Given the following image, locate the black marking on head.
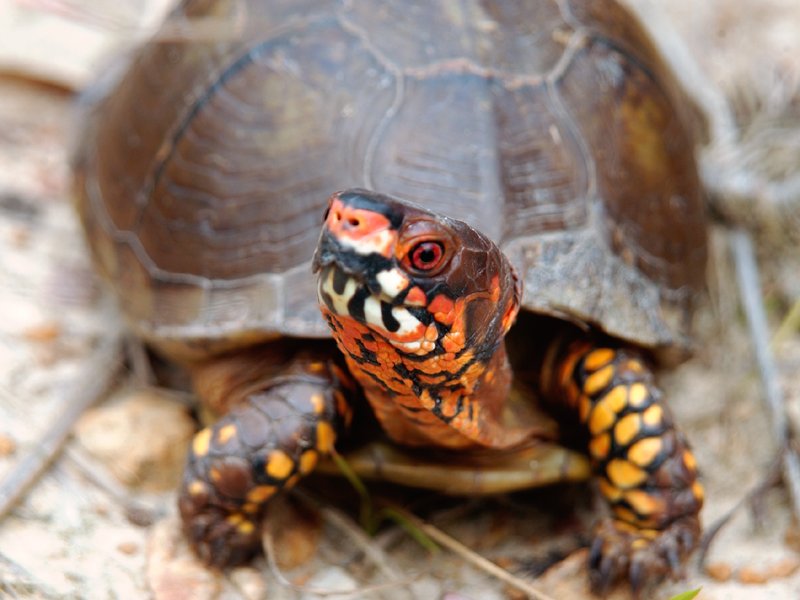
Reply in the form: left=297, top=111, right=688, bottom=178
left=337, top=189, right=403, bottom=229
left=347, top=285, right=371, bottom=322
left=332, top=267, right=350, bottom=296
left=380, top=301, right=400, bottom=333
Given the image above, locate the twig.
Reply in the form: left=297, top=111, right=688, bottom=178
left=262, top=526, right=412, bottom=598
left=291, top=488, right=407, bottom=584
left=731, top=230, right=800, bottom=520
left=388, top=506, right=557, bottom=600
left=0, top=334, right=123, bottom=520
left=697, top=450, right=784, bottom=566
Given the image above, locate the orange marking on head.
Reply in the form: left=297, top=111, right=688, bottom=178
left=428, top=294, right=456, bottom=325
left=405, top=286, right=427, bottom=307
left=324, top=198, right=395, bottom=257
left=500, top=298, right=519, bottom=335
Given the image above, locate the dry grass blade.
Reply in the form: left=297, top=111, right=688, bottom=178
left=387, top=506, right=557, bottom=600
left=262, top=525, right=413, bottom=598
left=772, top=297, right=800, bottom=348
left=291, top=488, right=407, bottom=584
left=0, top=334, right=123, bottom=520
left=731, top=230, right=800, bottom=520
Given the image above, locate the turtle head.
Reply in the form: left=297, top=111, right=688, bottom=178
left=313, top=189, right=520, bottom=357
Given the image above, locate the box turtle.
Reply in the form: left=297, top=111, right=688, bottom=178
left=73, top=0, right=708, bottom=593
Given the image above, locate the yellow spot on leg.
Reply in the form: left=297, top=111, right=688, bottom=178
left=598, top=478, right=623, bottom=502
left=584, top=365, right=614, bottom=395
left=188, top=480, right=207, bottom=496
left=192, top=428, right=212, bottom=457
left=683, top=449, right=697, bottom=471
left=589, top=433, right=610, bottom=460
left=237, top=520, right=255, bottom=535
left=588, top=402, right=615, bottom=435
left=692, top=481, right=705, bottom=504
left=266, top=450, right=295, bottom=480
left=584, top=348, right=615, bottom=371
left=607, top=459, right=648, bottom=489
left=601, top=385, right=629, bottom=413
left=217, top=424, right=237, bottom=445
left=578, top=395, right=592, bottom=422
left=310, top=393, right=325, bottom=415
left=246, top=485, right=276, bottom=504
left=627, top=437, right=663, bottom=467
left=614, top=413, right=642, bottom=446
left=226, top=513, right=244, bottom=526
left=629, top=383, right=649, bottom=407
left=316, top=421, right=336, bottom=453
left=625, top=489, right=664, bottom=517
left=298, top=449, right=319, bottom=475
left=642, top=404, right=663, bottom=427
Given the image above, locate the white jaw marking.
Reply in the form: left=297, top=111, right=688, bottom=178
left=321, top=268, right=358, bottom=316
left=376, top=268, right=409, bottom=299
left=364, top=296, right=384, bottom=328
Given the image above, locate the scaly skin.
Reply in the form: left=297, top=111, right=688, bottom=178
left=543, top=339, right=703, bottom=594
left=178, top=357, right=353, bottom=567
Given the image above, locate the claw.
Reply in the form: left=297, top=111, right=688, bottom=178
left=588, top=534, right=605, bottom=570
left=629, top=557, right=645, bottom=594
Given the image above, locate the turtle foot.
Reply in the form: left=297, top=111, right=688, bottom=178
left=588, top=515, right=700, bottom=597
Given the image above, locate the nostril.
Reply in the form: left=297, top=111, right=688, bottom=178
left=347, top=217, right=360, bottom=228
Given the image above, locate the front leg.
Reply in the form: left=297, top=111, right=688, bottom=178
left=178, top=357, right=354, bottom=568
left=543, top=338, right=703, bottom=594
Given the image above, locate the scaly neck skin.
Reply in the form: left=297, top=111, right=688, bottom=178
left=314, top=190, right=534, bottom=450
left=321, top=301, right=514, bottom=449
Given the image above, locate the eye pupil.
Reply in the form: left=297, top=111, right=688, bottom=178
left=410, top=241, right=444, bottom=271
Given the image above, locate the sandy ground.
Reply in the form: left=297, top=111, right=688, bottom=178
left=0, top=1, right=799, bottom=599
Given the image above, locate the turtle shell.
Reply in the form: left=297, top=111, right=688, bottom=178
left=74, top=0, right=707, bottom=361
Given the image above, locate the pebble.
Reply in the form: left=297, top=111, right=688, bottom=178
left=0, top=433, right=16, bottom=457
left=146, top=518, right=221, bottom=600
left=705, top=561, right=733, bottom=582
left=300, top=566, right=357, bottom=598
left=75, top=388, right=195, bottom=491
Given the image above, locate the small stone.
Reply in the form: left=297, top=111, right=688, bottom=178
left=22, top=320, right=61, bottom=342
left=228, top=567, right=268, bottom=600
left=75, top=388, right=195, bottom=491
left=705, top=561, right=733, bottom=582
left=767, top=557, right=800, bottom=579
left=300, top=567, right=357, bottom=598
left=117, top=541, right=139, bottom=555
left=0, top=433, right=16, bottom=457
left=266, top=498, right=322, bottom=570
left=146, top=517, right=221, bottom=600
left=737, top=566, right=769, bottom=584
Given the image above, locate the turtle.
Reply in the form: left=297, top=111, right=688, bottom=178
left=73, top=0, right=708, bottom=593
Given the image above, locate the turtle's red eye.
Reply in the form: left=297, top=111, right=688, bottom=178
left=409, top=241, right=445, bottom=272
